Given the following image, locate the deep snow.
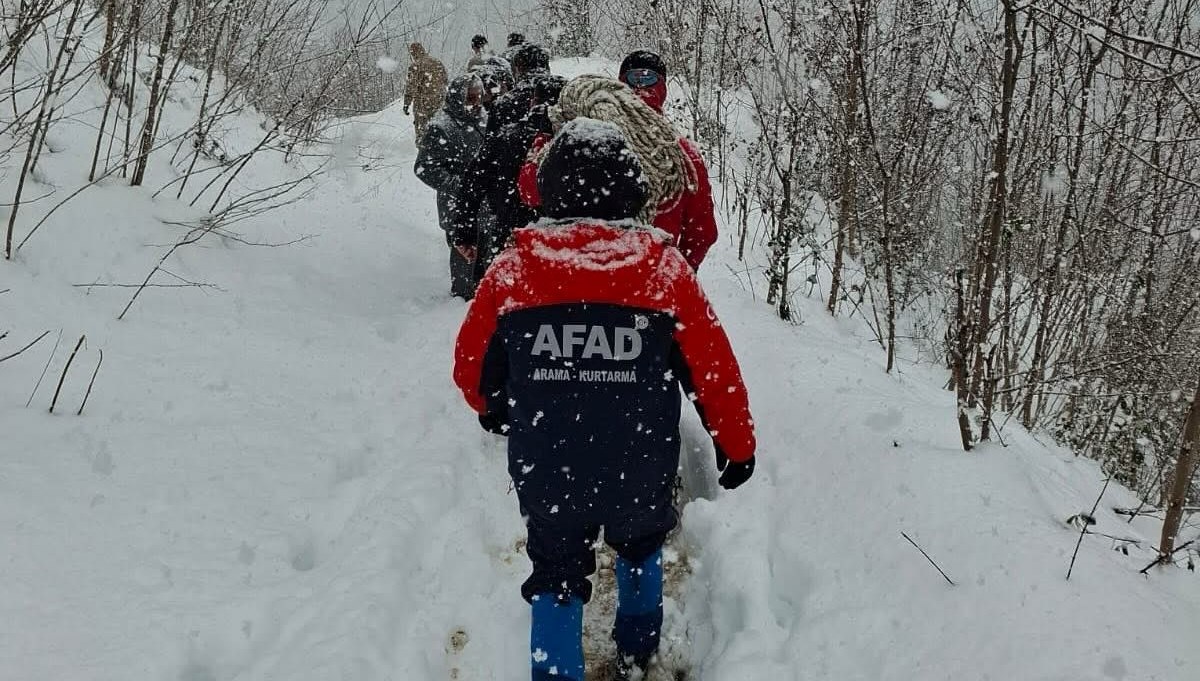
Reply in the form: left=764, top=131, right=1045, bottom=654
left=2, top=49, right=1199, bottom=681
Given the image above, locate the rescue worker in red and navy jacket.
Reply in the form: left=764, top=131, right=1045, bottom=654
left=453, top=117, right=756, bottom=681
left=513, top=51, right=715, bottom=268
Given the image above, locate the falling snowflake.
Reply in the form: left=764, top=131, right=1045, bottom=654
left=1085, top=25, right=1107, bottom=53
left=376, top=56, right=399, bottom=73
left=926, top=90, right=952, bottom=110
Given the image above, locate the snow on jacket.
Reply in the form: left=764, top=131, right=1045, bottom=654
left=518, top=132, right=718, bottom=270
left=452, top=220, right=756, bottom=520
left=485, top=68, right=548, bottom=135
left=414, top=74, right=485, bottom=233
left=447, top=110, right=543, bottom=262
left=403, top=44, right=448, bottom=116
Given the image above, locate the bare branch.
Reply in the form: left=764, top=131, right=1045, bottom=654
left=49, top=334, right=85, bottom=414
left=901, top=531, right=956, bottom=586
left=0, top=329, right=53, bottom=364
left=26, top=329, right=62, bottom=408
left=76, top=348, right=102, bottom=416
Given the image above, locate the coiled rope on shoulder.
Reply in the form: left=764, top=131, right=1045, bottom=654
left=541, top=75, right=697, bottom=221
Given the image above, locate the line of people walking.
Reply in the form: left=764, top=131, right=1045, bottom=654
left=407, top=37, right=757, bottom=681
left=410, top=42, right=719, bottom=299
left=403, top=34, right=527, bottom=144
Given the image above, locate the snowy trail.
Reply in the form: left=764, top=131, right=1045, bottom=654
left=5, top=57, right=1200, bottom=681
left=170, top=150, right=537, bottom=681
left=2, top=115, right=533, bottom=679
left=177, top=134, right=703, bottom=680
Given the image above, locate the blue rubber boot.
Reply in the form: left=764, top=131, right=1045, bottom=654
left=530, top=593, right=584, bottom=681
left=613, top=549, right=664, bottom=668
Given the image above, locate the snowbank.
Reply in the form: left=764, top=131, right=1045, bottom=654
left=679, top=270, right=1200, bottom=679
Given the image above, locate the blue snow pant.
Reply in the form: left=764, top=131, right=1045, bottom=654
left=523, top=508, right=671, bottom=681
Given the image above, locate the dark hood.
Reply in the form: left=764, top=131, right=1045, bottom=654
left=444, top=74, right=481, bottom=123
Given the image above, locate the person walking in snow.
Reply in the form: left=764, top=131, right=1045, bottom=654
left=469, top=55, right=514, bottom=112
left=449, top=74, right=567, bottom=293
left=415, top=74, right=486, bottom=299
left=467, top=34, right=490, bottom=71
left=502, top=32, right=526, bottom=62
left=403, top=42, right=449, bottom=142
left=486, top=43, right=552, bottom=134
left=518, top=56, right=719, bottom=270
left=453, top=118, right=757, bottom=680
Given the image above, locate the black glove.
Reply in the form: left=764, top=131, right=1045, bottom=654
left=718, top=454, right=755, bottom=490
left=478, top=413, right=508, bottom=436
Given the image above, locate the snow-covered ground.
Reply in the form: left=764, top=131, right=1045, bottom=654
left=3, top=50, right=1199, bottom=681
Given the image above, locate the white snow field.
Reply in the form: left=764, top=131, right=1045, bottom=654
left=3, top=49, right=1199, bottom=681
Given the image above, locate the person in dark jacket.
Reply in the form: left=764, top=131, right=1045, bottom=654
left=453, top=118, right=757, bottom=681
left=486, top=43, right=550, bottom=134
left=450, top=74, right=566, bottom=291
left=501, top=32, right=526, bottom=62
left=470, top=55, right=514, bottom=111
left=415, top=74, right=486, bottom=299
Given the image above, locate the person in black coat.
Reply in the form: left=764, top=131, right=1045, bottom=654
left=450, top=75, right=567, bottom=288
left=453, top=118, right=757, bottom=681
left=414, top=73, right=486, bottom=299
left=470, top=55, right=514, bottom=110
left=486, top=43, right=551, bottom=134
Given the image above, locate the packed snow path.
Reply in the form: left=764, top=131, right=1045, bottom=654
left=4, top=60, right=1200, bottom=681
left=4, top=122, right=533, bottom=678
left=1, top=108, right=702, bottom=680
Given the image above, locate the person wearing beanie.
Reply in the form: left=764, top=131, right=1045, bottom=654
left=414, top=74, right=486, bottom=299
left=453, top=119, right=757, bottom=681
left=619, top=49, right=668, bottom=112
left=449, top=74, right=567, bottom=293
left=517, top=71, right=719, bottom=270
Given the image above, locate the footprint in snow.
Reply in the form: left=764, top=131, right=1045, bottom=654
left=446, top=627, right=469, bottom=680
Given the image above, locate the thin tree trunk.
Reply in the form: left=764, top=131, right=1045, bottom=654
left=766, top=172, right=794, bottom=317
left=99, top=0, right=117, bottom=83
left=130, top=0, right=181, bottom=186
left=967, top=0, right=1022, bottom=404
left=828, top=53, right=858, bottom=316
left=1159, top=374, right=1200, bottom=559
left=882, top=191, right=896, bottom=373
left=952, top=268, right=973, bottom=450
left=121, top=0, right=144, bottom=178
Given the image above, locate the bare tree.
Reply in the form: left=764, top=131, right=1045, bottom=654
left=1158, top=374, right=1200, bottom=561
